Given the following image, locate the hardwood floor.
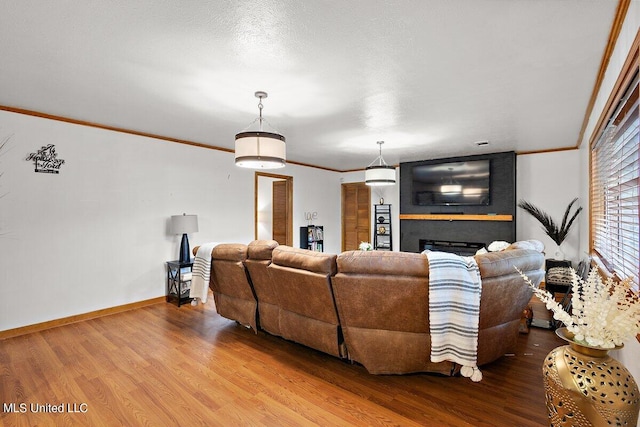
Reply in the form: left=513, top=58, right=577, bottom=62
left=0, top=295, right=562, bottom=426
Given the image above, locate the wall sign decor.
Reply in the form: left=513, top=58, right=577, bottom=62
left=26, top=144, right=65, bottom=173
left=304, top=211, right=318, bottom=225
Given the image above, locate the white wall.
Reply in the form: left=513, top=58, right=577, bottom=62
left=287, top=163, right=343, bottom=253
left=0, top=110, right=342, bottom=331
left=576, top=2, right=640, bottom=396
left=518, top=148, right=640, bottom=424
left=516, top=150, right=583, bottom=263
left=256, top=175, right=277, bottom=241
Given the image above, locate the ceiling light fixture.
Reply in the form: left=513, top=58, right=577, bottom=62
left=235, top=91, right=286, bottom=169
left=365, top=141, right=396, bottom=186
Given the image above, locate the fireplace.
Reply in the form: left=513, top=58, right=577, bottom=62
left=399, top=151, right=516, bottom=253
left=419, top=239, right=485, bottom=256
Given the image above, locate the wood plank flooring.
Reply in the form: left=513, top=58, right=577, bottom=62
left=0, top=295, right=563, bottom=426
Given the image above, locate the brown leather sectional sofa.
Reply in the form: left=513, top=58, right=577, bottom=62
left=197, top=240, right=545, bottom=376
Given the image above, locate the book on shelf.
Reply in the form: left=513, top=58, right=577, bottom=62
left=180, top=281, right=191, bottom=295
left=307, top=225, right=323, bottom=241
left=307, top=241, right=323, bottom=252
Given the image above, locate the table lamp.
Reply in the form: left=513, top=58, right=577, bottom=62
left=171, top=213, right=198, bottom=263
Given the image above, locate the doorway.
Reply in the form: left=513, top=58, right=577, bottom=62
left=341, top=182, right=371, bottom=251
left=255, top=172, right=293, bottom=245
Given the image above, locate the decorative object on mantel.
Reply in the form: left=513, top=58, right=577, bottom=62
left=235, top=91, right=286, bottom=169
left=25, top=144, right=65, bottom=174
left=171, top=214, right=198, bottom=263
left=517, top=197, right=582, bottom=260
left=519, top=268, right=640, bottom=425
left=365, top=141, right=396, bottom=186
left=359, top=241, right=372, bottom=251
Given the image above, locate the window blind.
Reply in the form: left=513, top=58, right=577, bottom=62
left=591, top=75, right=639, bottom=291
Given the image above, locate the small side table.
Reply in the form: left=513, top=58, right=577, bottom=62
left=545, top=259, right=573, bottom=296
left=545, top=259, right=573, bottom=329
left=166, top=259, right=194, bottom=307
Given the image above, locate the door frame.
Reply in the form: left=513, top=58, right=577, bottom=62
left=254, top=172, right=293, bottom=245
left=341, top=182, right=371, bottom=251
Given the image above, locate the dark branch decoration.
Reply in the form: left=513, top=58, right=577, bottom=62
left=517, top=198, right=582, bottom=246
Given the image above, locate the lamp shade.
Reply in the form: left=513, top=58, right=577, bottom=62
left=365, top=165, right=396, bottom=186
left=365, top=140, right=396, bottom=186
left=171, top=214, right=198, bottom=234
left=235, top=131, right=286, bottom=169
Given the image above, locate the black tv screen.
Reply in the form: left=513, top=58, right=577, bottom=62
left=412, top=160, right=491, bottom=206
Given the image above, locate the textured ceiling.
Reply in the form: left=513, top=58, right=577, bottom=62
left=0, top=1, right=619, bottom=171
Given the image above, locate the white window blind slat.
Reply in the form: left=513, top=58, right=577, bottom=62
left=591, top=75, right=639, bottom=291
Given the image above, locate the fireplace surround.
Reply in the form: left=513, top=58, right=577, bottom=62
left=400, top=151, right=516, bottom=252
left=419, top=239, right=485, bottom=256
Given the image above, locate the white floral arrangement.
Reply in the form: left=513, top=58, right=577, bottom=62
left=519, top=268, right=640, bottom=349
left=359, top=241, right=373, bottom=251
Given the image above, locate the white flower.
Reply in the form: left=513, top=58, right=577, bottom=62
left=359, top=241, right=373, bottom=251
left=517, top=267, right=640, bottom=349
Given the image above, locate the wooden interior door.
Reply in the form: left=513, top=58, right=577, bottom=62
left=272, top=180, right=290, bottom=245
left=341, top=183, right=371, bottom=251
left=255, top=172, right=293, bottom=246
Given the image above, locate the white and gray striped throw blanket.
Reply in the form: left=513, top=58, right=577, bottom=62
left=190, top=242, right=219, bottom=304
left=426, top=251, right=483, bottom=381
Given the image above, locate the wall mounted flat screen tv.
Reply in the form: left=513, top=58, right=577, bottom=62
left=412, top=159, right=491, bottom=206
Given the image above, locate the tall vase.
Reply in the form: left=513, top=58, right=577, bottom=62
left=543, top=328, right=640, bottom=426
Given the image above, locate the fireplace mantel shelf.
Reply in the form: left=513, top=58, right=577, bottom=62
left=399, top=214, right=513, bottom=222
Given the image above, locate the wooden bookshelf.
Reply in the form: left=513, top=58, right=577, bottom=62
left=399, top=214, right=513, bottom=222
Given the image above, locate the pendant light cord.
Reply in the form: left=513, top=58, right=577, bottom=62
left=257, top=96, right=264, bottom=131
left=368, top=141, right=388, bottom=167
left=238, top=92, right=282, bottom=134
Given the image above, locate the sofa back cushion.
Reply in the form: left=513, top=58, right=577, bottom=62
left=334, top=250, right=430, bottom=333
left=245, top=240, right=280, bottom=335
left=475, top=248, right=544, bottom=279
left=336, top=250, right=429, bottom=276
left=247, top=239, right=279, bottom=261
left=269, top=246, right=338, bottom=322
left=272, top=245, right=338, bottom=275
left=332, top=248, right=544, bottom=374
left=333, top=250, right=452, bottom=374
left=267, top=246, right=342, bottom=356
left=211, top=243, right=249, bottom=295
left=209, top=243, right=258, bottom=331
left=473, top=248, right=544, bottom=364
left=473, top=249, right=544, bottom=331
